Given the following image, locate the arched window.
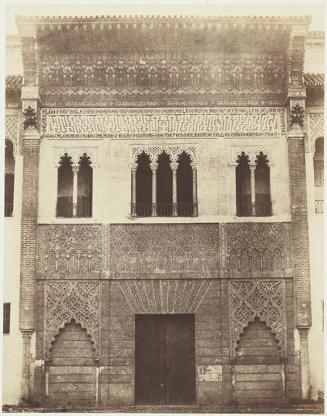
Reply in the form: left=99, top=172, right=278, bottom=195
left=156, top=151, right=173, bottom=216
left=57, top=154, right=73, bottom=217
left=77, top=154, right=93, bottom=218
left=135, top=152, right=152, bottom=217
left=5, top=140, right=15, bottom=217
left=255, top=152, right=272, bottom=216
left=177, top=151, right=193, bottom=217
left=236, top=152, right=251, bottom=216
left=314, top=137, right=324, bottom=187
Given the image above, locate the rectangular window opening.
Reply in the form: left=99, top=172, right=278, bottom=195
left=3, top=303, right=11, bottom=335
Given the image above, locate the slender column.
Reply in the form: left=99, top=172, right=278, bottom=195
left=191, top=164, right=198, bottom=216
left=21, top=329, right=33, bottom=401
left=150, top=162, right=157, bottom=216
left=45, top=362, right=49, bottom=398
left=55, top=165, right=59, bottom=217
left=95, top=363, right=100, bottom=407
left=131, top=165, right=137, bottom=217
left=250, top=164, right=256, bottom=216
left=298, top=327, right=310, bottom=399
left=172, top=163, right=178, bottom=216
left=72, top=166, right=79, bottom=217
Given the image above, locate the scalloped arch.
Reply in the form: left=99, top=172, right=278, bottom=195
left=235, top=316, right=283, bottom=354
left=131, top=145, right=197, bottom=165
left=48, top=318, right=96, bottom=360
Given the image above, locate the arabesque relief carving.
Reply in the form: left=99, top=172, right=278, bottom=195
left=44, top=281, right=101, bottom=359
left=229, top=280, right=286, bottom=356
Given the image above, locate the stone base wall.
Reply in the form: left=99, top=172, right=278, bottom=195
left=31, top=222, right=301, bottom=406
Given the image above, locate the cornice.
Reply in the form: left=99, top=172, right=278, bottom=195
left=16, top=14, right=311, bottom=35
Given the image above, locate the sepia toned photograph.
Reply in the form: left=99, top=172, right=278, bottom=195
left=2, top=1, right=325, bottom=413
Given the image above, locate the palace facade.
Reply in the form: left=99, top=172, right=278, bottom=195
left=4, top=15, right=324, bottom=407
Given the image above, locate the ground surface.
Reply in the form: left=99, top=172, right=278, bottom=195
left=2, top=401, right=324, bottom=414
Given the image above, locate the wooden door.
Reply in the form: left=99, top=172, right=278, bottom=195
left=135, top=314, right=195, bottom=405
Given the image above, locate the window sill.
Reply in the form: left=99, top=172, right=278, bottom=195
left=38, top=217, right=101, bottom=224
left=37, top=214, right=292, bottom=224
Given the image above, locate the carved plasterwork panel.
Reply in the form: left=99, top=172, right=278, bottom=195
left=37, top=225, right=103, bottom=278
left=110, top=224, right=219, bottom=277
left=229, top=280, right=286, bottom=356
left=226, top=223, right=292, bottom=272
left=39, top=51, right=287, bottom=91
left=230, top=146, right=274, bottom=165
left=5, top=113, right=21, bottom=155
left=41, top=107, right=286, bottom=140
left=118, top=279, right=213, bottom=314
left=308, top=112, right=324, bottom=152
left=41, top=89, right=287, bottom=108
left=131, top=144, right=197, bottom=164
left=53, top=147, right=98, bottom=166
left=44, top=281, right=101, bottom=359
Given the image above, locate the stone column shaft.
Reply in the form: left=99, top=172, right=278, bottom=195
left=72, top=166, right=79, bottom=217
left=151, top=163, right=157, bottom=216
left=192, top=165, right=198, bottom=216
left=299, top=327, right=310, bottom=399
left=172, top=164, right=178, bottom=216
left=131, top=167, right=137, bottom=217
left=21, top=329, right=33, bottom=401
left=250, top=164, right=256, bottom=216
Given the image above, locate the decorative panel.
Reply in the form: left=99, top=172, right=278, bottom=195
left=226, top=223, right=292, bottom=273
left=131, top=144, right=197, bottom=164
left=118, top=279, right=213, bottom=313
left=37, top=225, right=104, bottom=278
left=38, top=52, right=287, bottom=91
left=44, top=281, right=101, bottom=359
left=40, top=89, right=287, bottom=108
left=308, top=112, right=324, bottom=151
left=229, top=280, right=286, bottom=356
left=5, top=113, right=21, bottom=155
left=41, top=107, right=286, bottom=140
left=110, top=224, right=219, bottom=278
left=53, top=147, right=98, bottom=166
left=230, top=146, right=275, bottom=165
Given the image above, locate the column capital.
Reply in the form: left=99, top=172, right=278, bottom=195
left=20, top=329, right=34, bottom=341
left=297, top=326, right=310, bottom=337
left=150, top=162, right=158, bottom=172
left=72, top=165, right=80, bottom=173
left=171, top=162, right=178, bottom=171
left=131, top=163, right=137, bottom=172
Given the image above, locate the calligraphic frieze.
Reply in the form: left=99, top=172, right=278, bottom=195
left=41, top=107, right=286, bottom=140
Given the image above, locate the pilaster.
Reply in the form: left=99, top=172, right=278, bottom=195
left=286, top=20, right=312, bottom=400
left=19, top=80, right=41, bottom=402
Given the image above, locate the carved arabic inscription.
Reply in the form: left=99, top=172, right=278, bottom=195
left=41, top=107, right=285, bottom=139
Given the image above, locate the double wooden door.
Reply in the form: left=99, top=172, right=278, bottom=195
left=135, top=314, right=196, bottom=405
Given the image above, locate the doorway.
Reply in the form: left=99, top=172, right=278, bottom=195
left=135, top=314, right=196, bottom=405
